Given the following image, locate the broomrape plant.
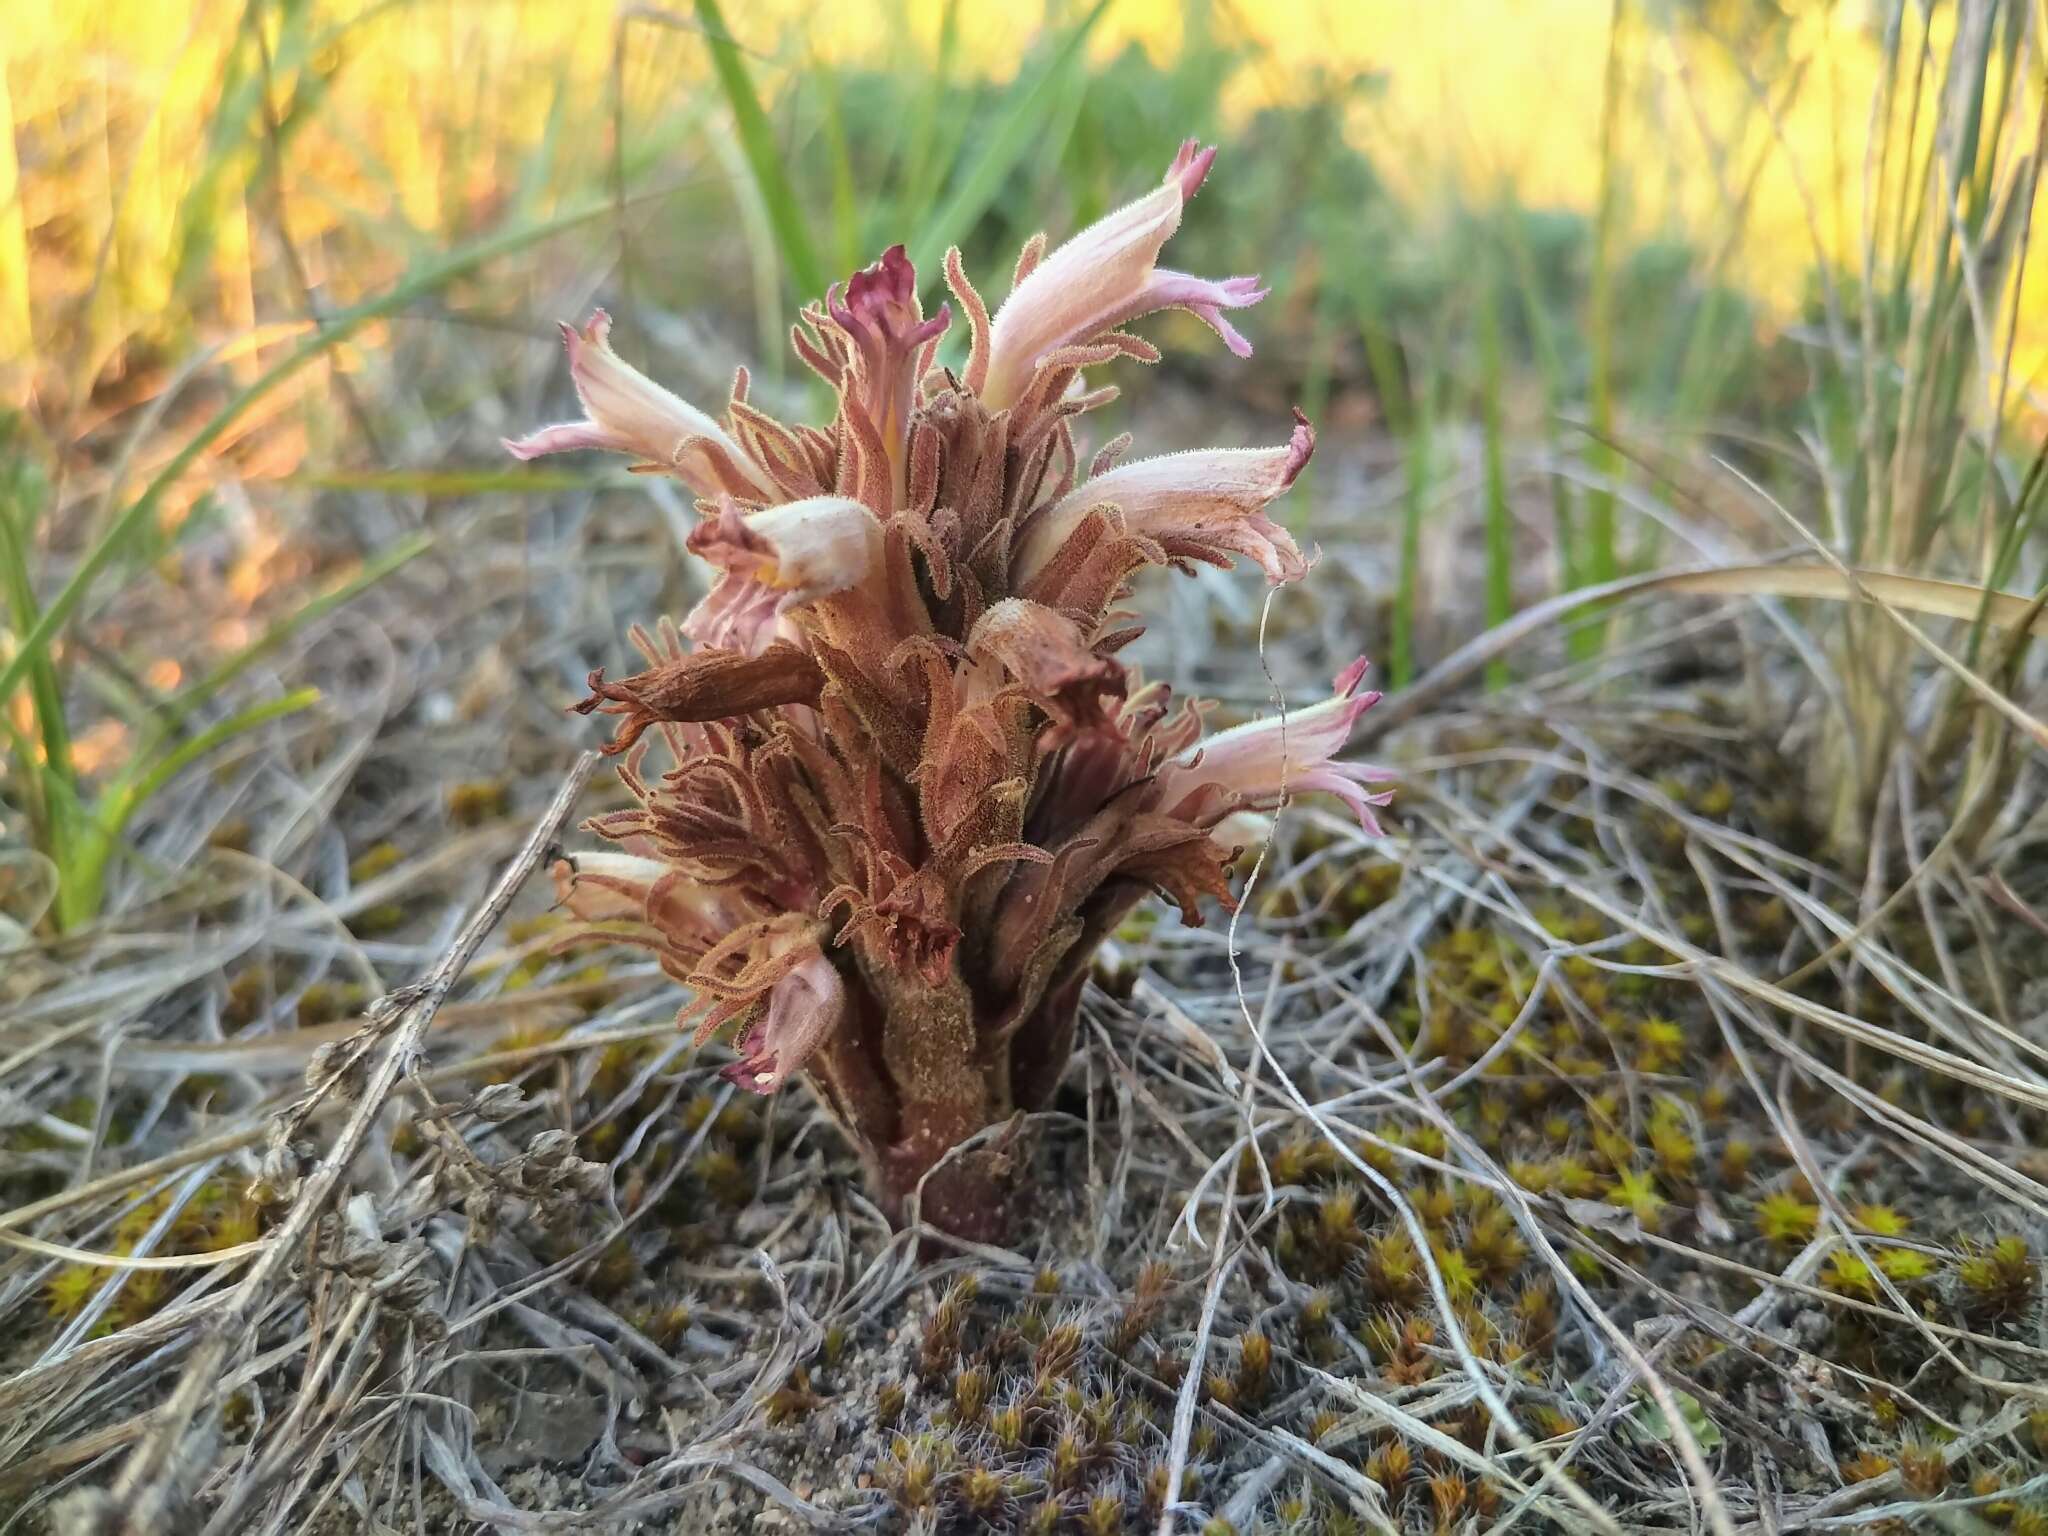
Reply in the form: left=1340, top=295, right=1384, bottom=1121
left=509, top=142, right=1390, bottom=1238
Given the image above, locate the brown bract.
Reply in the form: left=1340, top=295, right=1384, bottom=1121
left=574, top=642, right=826, bottom=753
left=512, top=140, right=1393, bottom=1240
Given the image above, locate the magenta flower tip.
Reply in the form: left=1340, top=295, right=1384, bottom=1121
left=878, top=242, right=915, bottom=285
left=1168, top=139, right=1218, bottom=200
left=1283, top=409, right=1316, bottom=486
left=1333, top=656, right=1373, bottom=697
left=837, top=244, right=921, bottom=328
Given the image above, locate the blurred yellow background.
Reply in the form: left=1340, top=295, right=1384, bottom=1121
left=5, top=0, right=2043, bottom=411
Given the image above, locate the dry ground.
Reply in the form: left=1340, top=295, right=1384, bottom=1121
left=3, top=342, right=2047, bottom=1535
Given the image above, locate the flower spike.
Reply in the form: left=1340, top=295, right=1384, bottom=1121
left=505, top=310, right=772, bottom=498
left=509, top=139, right=1389, bottom=1243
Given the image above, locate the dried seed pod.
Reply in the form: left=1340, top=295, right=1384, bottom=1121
left=466, top=1083, right=531, bottom=1122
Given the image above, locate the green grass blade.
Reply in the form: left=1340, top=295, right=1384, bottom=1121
left=1497, top=200, right=1580, bottom=595
left=907, top=0, right=1112, bottom=278
left=692, top=0, right=825, bottom=301
left=0, top=199, right=611, bottom=715
left=1392, top=381, right=1436, bottom=692
left=1346, top=228, right=1425, bottom=689
left=111, top=687, right=323, bottom=835
left=286, top=470, right=615, bottom=495
left=1347, top=273, right=1411, bottom=442
left=896, top=0, right=964, bottom=240
left=39, top=766, right=92, bottom=929
left=0, top=447, right=71, bottom=805
left=60, top=686, right=320, bottom=930
left=1584, top=0, right=1628, bottom=624
left=814, top=60, right=861, bottom=274
left=1480, top=270, right=1512, bottom=690
left=1292, top=277, right=1346, bottom=509
left=513, top=70, right=570, bottom=220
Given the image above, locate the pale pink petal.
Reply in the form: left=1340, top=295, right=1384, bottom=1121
left=1153, top=657, right=1391, bottom=834
left=551, top=854, right=748, bottom=946
left=682, top=569, right=791, bottom=656
left=682, top=496, right=883, bottom=653
left=504, top=422, right=628, bottom=460
left=982, top=152, right=1192, bottom=410
left=506, top=310, right=771, bottom=498
left=982, top=143, right=1263, bottom=410
left=1014, top=411, right=1315, bottom=587
left=550, top=851, right=670, bottom=924
left=722, top=947, right=846, bottom=1094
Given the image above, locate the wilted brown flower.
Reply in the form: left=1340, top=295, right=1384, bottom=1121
left=514, top=141, right=1390, bottom=1239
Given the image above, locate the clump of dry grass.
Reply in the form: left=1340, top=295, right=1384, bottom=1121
left=3, top=388, right=2046, bottom=1530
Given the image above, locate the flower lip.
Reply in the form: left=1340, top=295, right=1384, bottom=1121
left=1167, top=138, right=1217, bottom=199
left=1124, top=271, right=1268, bottom=358
left=828, top=244, right=952, bottom=351
left=502, top=309, right=771, bottom=497
left=722, top=945, right=846, bottom=1094
left=682, top=496, right=884, bottom=652
left=1152, top=656, right=1392, bottom=837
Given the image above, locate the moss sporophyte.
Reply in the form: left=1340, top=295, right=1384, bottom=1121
left=508, top=141, right=1391, bottom=1240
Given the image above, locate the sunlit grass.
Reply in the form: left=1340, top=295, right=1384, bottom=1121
left=9, top=1, right=2044, bottom=407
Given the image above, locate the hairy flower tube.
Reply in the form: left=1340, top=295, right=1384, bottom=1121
left=510, top=143, right=1391, bottom=1238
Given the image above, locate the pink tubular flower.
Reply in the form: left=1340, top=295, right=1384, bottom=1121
left=550, top=851, right=673, bottom=925
left=682, top=495, right=884, bottom=652
left=1152, top=658, right=1394, bottom=839
left=1013, top=410, right=1315, bottom=587
left=551, top=852, right=757, bottom=955
left=722, top=945, right=847, bottom=1094
left=980, top=140, right=1266, bottom=410
left=826, top=245, right=950, bottom=507
left=504, top=310, right=772, bottom=499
